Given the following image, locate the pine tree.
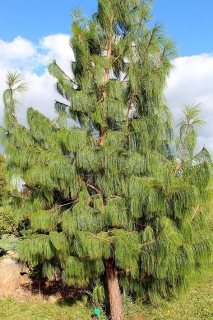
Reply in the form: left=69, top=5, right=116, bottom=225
left=0, top=153, right=10, bottom=202
left=0, top=153, right=14, bottom=236
left=1, top=1, right=213, bottom=319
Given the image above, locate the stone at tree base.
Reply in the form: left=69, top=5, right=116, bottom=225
left=0, top=258, right=28, bottom=298
left=6, top=250, right=19, bottom=259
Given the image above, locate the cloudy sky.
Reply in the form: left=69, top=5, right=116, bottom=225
left=0, top=0, right=213, bottom=153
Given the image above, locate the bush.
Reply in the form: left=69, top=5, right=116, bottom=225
left=0, top=234, right=20, bottom=256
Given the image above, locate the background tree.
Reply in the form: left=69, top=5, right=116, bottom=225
left=0, top=152, right=16, bottom=236
left=1, top=1, right=213, bottom=319
left=0, top=153, right=10, bottom=202
left=0, top=152, right=19, bottom=254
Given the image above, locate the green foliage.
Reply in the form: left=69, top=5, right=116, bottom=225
left=0, top=153, right=19, bottom=238
left=0, top=234, right=20, bottom=255
left=0, top=153, right=10, bottom=202
left=1, top=0, right=213, bottom=313
left=3, top=71, right=28, bottom=132
left=0, top=206, right=17, bottom=236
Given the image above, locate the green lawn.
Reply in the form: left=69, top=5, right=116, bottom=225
left=1, top=270, right=213, bottom=320
left=129, top=269, right=213, bottom=320
left=0, top=298, right=93, bottom=320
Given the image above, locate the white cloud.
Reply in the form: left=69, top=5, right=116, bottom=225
left=0, top=37, right=35, bottom=66
left=16, top=70, right=57, bottom=125
left=0, top=34, right=71, bottom=126
left=38, top=34, right=73, bottom=74
left=165, top=54, right=213, bottom=154
left=0, top=34, right=72, bottom=74
left=0, top=35, right=212, bottom=154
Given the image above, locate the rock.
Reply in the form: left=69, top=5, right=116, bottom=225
left=49, top=295, right=57, bottom=303
left=6, top=250, right=14, bottom=256
left=0, top=258, right=29, bottom=298
left=6, top=250, right=19, bottom=259
left=18, top=260, right=29, bottom=275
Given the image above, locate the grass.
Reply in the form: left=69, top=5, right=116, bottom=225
left=0, top=298, right=93, bottom=320
left=1, top=269, right=213, bottom=320
left=128, top=269, right=213, bottom=320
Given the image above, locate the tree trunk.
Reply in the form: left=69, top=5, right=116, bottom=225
left=105, top=258, right=124, bottom=320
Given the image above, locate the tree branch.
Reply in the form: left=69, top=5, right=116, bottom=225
left=84, top=182, right=102, bottom=194
left=175, top=122, right=190, bottom=174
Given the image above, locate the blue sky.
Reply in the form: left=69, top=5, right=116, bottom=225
left=1, top=0, right=213, bottom=56
left=0, top=0, right=213, bottom=153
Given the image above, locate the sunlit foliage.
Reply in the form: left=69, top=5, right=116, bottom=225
left=1, top=0, right=212, bottom=312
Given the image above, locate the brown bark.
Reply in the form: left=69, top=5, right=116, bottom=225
left=98, top=127, right=106, bottom=146
left=85, top=182, right=102, bottom=194
left=105, top=258, right=124, bottom=320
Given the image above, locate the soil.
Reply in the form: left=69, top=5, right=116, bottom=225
left=12, top=279, right=79, bottom=303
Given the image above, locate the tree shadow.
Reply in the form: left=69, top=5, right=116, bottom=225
left=21, top=278, right=80, bottom=302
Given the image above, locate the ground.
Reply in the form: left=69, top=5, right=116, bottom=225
left=12, top=278, right=79, bottom=303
